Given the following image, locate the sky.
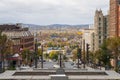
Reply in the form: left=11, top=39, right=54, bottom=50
left=0, top=0, right=109, bottom=25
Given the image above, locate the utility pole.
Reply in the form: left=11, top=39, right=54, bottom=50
left=35, top=38, right=38, bottom=68
left=60, top=52, right=62, bottom=68
left=77, top=47, right=81, bottom=68
left=86, top=43, right=90, bottom=65
left=0, top=47, right=2, bottom=73
left=41, top=45, right=43, bottom=68
left=83, top=39, right=86, bottom=69
left=77, top=49, right=79, bottom=69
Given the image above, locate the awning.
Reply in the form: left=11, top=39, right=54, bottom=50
left=6, top=53, right=22, bottom=60
left=12, top=53, right=19, bottom=57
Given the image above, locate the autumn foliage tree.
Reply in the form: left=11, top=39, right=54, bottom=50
left=72, top=49, right=77, bottom=61
left=22, top=49, right=32, bottom=65
left=106, top=37, right=120, bottom=71
left=49, top=51, right=58, bottom=60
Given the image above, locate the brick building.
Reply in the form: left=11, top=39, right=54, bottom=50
left=109, top=0, right=120, bottom=37
left=0, top=24, right=34, bottom=53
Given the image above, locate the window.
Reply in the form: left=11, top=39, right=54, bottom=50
left=99, top=36, right=101, bottom=39
left=99, top=27, right=101, bottom=30
left=99, top=40, right=101, bottom=44
left=13, top=39, right=20, bottom=45
left=99, top=23, right=101, bottom=27
left=99, top=31, right=101, bottom=34
left=99, top=18, right=101, bottom=21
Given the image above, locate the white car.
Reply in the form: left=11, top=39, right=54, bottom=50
left=53, top=64, right=60, bottom=68
left=73, top=64, right=77, bottom=68
left=20, top=66, right=30, bottom=70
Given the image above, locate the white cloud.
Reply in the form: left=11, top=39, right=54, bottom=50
left=0, top=0, right=109, bottom=25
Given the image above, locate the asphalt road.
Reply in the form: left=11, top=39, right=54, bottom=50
left=37, top=61, right=78, bottom=69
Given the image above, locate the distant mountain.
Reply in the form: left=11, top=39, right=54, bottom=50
left=47, top=24, right=71, bottom=27
left=22, top=24, right=43, bottom=28
left=22, top=24, right=91, bottom=30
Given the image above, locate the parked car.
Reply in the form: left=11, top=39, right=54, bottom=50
left=53, top=64, right=60, bottom=68
left=71, top=62, right=74, bottom=65
left=39, top=59, right=46, bottom=62
left=73, top=64, right=77, bottom=68
left=20, top=65, right=30, bottom=70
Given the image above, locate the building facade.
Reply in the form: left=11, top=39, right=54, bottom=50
left=79, top=28, right=94, bottom=51
left=109, top=0, right=120, bottom=37
left=91, top=32, right=95, bottom=52
left=0, top=24, right=34, bottom=53
left=94, top=10, right=109, bottom=51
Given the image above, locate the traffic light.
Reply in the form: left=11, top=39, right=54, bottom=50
left=87, top=43, right=90, bottom=50
left=77, top=48, right=81, bottom=59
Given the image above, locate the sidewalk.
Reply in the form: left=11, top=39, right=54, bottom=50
left=85, top=65, right=105, bottom=71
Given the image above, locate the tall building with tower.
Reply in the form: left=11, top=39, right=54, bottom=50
left=94, top=10, right=109, bottom=51
left=109, top=0, right=120, bottom=37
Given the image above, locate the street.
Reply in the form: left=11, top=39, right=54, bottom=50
left=37, top=61, right=78, bottom=69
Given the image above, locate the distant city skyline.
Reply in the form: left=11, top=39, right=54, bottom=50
left=0, top=0, right=109, bottom=25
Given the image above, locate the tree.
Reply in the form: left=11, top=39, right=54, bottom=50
left=47, top=42, right=55, bottom=47
left=49, top=51, right=58, bottom=60
left=72, top=49, right=77, bottom=61
left=89, top=51, right=96, bottom=63
left=38, top=48, right=42, bottom=56
left=91, top=40, right=111, bottom=69
left=106, top=37, right=120, bottom=71
left=0, top=33, right=7, bottom=56
left=44, top=53, right=49, bottom=59
left=100, top=41, right=111, bottom=67
left=94, top=50, right=102, bottom=64
left=0, top=31, right=8, bottom=71
left=5, top=39, right=13, bottom=54
left=63, top=55, right=67, bottom=61
left=4, top=39, right=14, bottom=69
left=89, top=49, right=105, bottom=69
left=22, top=49, right=31, bottom=65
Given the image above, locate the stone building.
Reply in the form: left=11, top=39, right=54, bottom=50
left=94, top=10, right=109, bottom=51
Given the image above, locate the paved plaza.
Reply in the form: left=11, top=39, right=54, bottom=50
left=0, top=68, right=120, bottom=80
left=0, top=61, right=120, bottom=80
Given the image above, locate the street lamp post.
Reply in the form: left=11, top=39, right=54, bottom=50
left=106, top=56, right=109, bottom=70
left=77, top=55, right=79, bottom=68
left=60, top=53, right=62, bottom=68
left=58, top=50, right=62, bottom=68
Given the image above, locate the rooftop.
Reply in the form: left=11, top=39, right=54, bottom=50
left=2, top=31, right=33, bottom=38
left=0, top=24, right=28, bottom=31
